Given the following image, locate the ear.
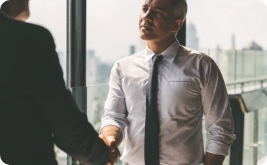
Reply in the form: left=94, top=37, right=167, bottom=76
left=172, top=19, right=184, bottom=33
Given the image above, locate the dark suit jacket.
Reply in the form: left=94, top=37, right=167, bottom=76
left=0, top=12, right=108, bottom=165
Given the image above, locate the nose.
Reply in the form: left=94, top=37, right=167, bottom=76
left=141, top=9, right=152, bottom=21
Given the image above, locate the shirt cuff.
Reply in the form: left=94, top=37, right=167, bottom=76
left=100, top=119, right=125, bottom=133
left=206, top=135, right=235, bottom=156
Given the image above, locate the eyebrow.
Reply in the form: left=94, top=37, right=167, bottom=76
left=142, top=4, right=166, bottom=12
left=154, top=6, right=166, bottom=11
left=142, top=4, right=148, bottom=8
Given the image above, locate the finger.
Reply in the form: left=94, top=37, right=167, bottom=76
left=109, top=149, right=119, bottom=159
left=107, top=161, right=114, bottom=165
left=106, top=136, right=116, bottom=145
left=109, top=149, right=120, bottom=163
left=99, top=134, right=109, bottom=146
left=110, top=143, right=117, bottom=152
left=107, top=160, right=114, bottom=165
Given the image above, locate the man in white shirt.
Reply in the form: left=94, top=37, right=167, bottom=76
left=100, top=0, right=235, bottom=165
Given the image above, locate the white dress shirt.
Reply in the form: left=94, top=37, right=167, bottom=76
left=101, top=40, right=235, bottom=165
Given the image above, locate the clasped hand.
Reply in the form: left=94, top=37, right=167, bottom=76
left=99, top=134, right=120, bottom=165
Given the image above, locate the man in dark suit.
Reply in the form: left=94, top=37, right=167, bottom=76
left=0, top=0, right=110, bottom=164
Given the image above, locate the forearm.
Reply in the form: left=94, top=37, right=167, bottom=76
left=204, top=152, right=225, bottom=165
left=100, top=125, right=123, bottom=146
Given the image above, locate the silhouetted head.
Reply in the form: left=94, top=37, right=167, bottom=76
left=1, top=0, right=30, bottom=21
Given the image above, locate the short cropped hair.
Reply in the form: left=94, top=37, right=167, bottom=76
left=172, top=0, right=187, bottom=21
left=1, top=0, right=29, bottom=18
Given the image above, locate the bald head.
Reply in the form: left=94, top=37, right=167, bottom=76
left=1, top=0, right=30, bottom=21
left=172, top=0, right=187, bottom=21
left=143, top=0, right=187, bottom=21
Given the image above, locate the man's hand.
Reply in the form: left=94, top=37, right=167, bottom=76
left=99, top=126, right=123, bottom=165
left=204, top=152, right=225, bottom=165
left=99, top=134, right=120, bottom=165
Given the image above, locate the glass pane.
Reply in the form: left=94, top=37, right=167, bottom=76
left=86, top=0, right=144, bottom=86
left=207, top=49, right=236, bottom=83
left=258, top=107, right=267, bottom=162
left=186, top=0, right=267, bottom=96
left=186, top=0, right=267, bottom=51
left=243, top=112, right=255, bottom=165
left=255, top=50, right=267, bottom=78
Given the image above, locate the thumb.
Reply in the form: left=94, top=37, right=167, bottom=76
left=106, top=136, right=117, bottom=152
left=99, top=134, right=109, bottom=146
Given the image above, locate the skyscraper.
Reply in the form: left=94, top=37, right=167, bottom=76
left=231, top=34, right=236, bottom=50
left=86, top=50, right=97, bottom=85
left=186, top=22, right=199, bottom=50
left=130, top=45, right=136, bottom=55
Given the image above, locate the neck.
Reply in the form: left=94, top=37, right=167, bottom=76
left=13, top=12, right=29, bottom=21
left=0, top=10, right=28, bottom=21
left=146, top=37, right=176, bottom=54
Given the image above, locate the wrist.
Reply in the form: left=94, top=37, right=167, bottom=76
left=101, top=126, right=123, bottom=146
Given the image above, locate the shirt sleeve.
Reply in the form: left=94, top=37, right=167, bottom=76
left=101, top=61, right=129, bottom=133
left=201, top=58, right=236, bottom=156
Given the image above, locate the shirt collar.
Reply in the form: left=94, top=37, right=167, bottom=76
left=144, top=39, right=180, bottom=63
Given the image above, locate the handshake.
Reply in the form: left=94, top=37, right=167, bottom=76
left=99, top=126, right=122, bottom=165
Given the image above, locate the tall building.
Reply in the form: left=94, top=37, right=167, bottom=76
left=240, top=41, right=265, bottom=79
left=243, top=41, right=263, bottom=51
left=186, top=22, right=199, bottom=49
left=86, top=50, right=97, bottom=85
left=130, top=45, right=136, bottom=55
left=86, top=50, right=112, bottom=129
left=231, top=34, right=236, bottom=50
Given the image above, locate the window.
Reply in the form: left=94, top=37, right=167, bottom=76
left=86, top=0, right=144, bottom=86
left=186, top=0, right=267, bottom=83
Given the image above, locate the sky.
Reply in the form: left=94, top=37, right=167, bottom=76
left=260, top=0, right=267, bottom=7
left=0, top=1, right=266, bottom=164
left=187, top=0, right=267, bottom=50
left=0, top=0, right=267, bottom=63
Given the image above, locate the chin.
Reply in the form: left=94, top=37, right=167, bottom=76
left=140, top=36, right=156, bottom=42
left=140, top=33, right=151, bottom=41
left=140, top=35, right=146, bottom=40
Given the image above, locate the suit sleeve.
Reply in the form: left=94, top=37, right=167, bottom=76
left=29, top=27, right=108, bottom=165
left=201, top=59, right=236, bottom=156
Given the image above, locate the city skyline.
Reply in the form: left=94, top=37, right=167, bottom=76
left=16, top=0, right=267, bottom=63
left=0, top=0, right=266, bottom=64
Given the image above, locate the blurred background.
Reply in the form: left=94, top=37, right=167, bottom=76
left=0, top=0, right=267, bottom=164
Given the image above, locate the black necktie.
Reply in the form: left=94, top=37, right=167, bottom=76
left=145, top=55, right=163, bottom=165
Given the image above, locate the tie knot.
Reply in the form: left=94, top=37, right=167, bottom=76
left=153, top=55, right=163, bottom=64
